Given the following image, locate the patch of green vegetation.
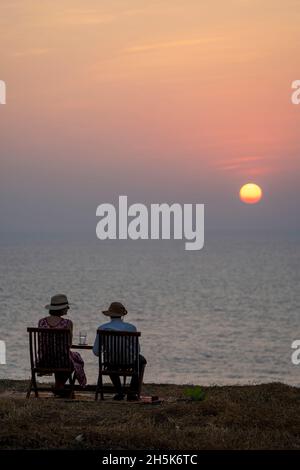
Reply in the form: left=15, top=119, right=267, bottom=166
left=184, top=385, right=205, bottom=401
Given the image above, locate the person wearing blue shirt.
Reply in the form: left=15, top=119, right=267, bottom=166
left=93, top=302, right=147, bottom=401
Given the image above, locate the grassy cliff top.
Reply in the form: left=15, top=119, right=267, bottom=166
left=1, top=380, right=300, bottom=450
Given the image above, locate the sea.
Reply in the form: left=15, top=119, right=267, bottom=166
left=0, top=231, right=299, bottom=386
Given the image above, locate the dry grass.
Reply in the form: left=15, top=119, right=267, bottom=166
left=1, top=381, right=300, bottom=449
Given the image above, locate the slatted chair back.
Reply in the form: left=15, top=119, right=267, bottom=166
left=95, top=330, right=142, bottom=400
left=27, top=327, right=71, bottom=371
left=98, top=330, right=140, bottom=371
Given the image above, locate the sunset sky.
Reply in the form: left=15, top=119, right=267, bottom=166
left=0, top=0, right=300, bottom=234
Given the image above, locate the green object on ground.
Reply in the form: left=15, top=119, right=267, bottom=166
left=184, top=385, right=205, bottom=401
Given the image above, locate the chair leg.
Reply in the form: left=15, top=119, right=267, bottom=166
left=26, top=379, right=32, bottom=399
left=95, top=377, right=99, bottom=401
left=31, top=373, right=39, bottom=398
left=69, top=373, right=76, bottom=399
left=100, top=373, right=104, bottom=400
left=95, top=373, right=104, bottom=401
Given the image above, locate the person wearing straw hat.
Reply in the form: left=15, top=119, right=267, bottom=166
left=93, top=302, right=147, bottom=401
left=38, top=294, right=87, bottom=395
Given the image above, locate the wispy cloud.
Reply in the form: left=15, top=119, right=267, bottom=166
left=217, top=156, right=267, bottom=172
left=12, top=48, right=51, bottom=58
left=126, top=38, right=221, bottom=53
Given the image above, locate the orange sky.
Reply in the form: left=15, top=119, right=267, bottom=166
left=0, top=0, right=300, bottom=232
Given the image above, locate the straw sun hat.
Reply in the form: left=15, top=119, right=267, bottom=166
left=45, top=294, right=70, bottom=311
left=102, top=302, right=128, bottom=318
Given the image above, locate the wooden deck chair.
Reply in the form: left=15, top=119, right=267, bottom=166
left=95, top=330, right=144, bottom=400
left=26, top=327, right=75, bottom=398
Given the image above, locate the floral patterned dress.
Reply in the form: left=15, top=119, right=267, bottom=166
left=38, top=317, right=87, bottom=387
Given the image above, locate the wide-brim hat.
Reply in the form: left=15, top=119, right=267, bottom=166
left=45, top=294, right=70, bottom=311
left=102, top=302, right=127, bottom=318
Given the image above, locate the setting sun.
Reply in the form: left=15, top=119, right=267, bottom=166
left=239, top=183, right=263, bottom=204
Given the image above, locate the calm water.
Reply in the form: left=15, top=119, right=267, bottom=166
left=0, top=233, right=300, bottom=385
